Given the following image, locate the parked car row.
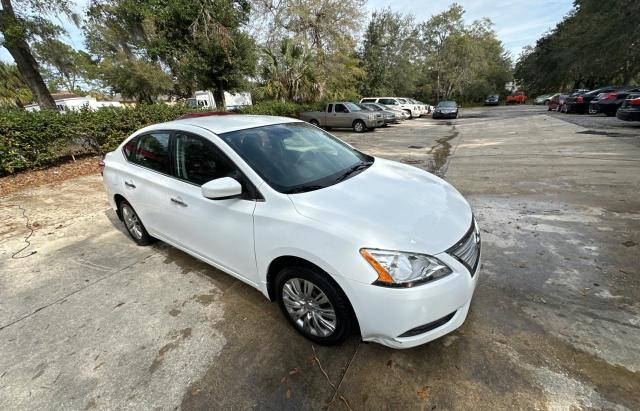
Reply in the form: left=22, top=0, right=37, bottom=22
left=359, top=97, right=432, bottom=119
left=544, top=86, right=640, bottom=121
left=298, top=97, right=438, bottom=132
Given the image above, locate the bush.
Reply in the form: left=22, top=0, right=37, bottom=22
left=0, top=101, right=324, bottom=175
left=236, top=100, right=325, bottom=117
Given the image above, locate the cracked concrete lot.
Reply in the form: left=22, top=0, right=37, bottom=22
left=1, top=105, right=639, bottom=410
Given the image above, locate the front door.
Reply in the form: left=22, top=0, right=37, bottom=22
left=167, top=131, right=259, bottom=285
left=333, top=103, right=351, bottom=128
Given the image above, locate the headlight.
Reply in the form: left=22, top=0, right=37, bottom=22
left=368, top=114, right=375, bottom=120
left=360, top=248, right=452, bottom=287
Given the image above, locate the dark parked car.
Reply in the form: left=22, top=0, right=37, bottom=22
left=616, top=93, right=640, bottom=121
left=432, top=101, right=458, bottom=119
left=589, top=87, right=640, bottom=116
left=564, top=87, right=623, bottom=114
left=484, top=95, right=500, bottom=106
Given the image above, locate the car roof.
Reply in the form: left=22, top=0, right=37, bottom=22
left=156, top=114, right=302, bottom=134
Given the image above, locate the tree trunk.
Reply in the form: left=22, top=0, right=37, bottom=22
left=214, top=79, right=225, bottom=110
left=0, top=0, right=57, bottom=109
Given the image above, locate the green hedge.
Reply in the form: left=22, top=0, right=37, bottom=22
left=0, top=100, right=321, bottom=175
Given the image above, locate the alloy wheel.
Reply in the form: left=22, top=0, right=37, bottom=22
left=122, top=205, right=143, bottom=240
left=282, top=278, right=337, bottom=337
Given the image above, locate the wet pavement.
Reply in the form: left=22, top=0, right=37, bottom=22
left=1, top=105, right=639, bottom=410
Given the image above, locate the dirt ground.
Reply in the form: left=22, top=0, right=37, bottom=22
left=1, top=105, right=639, bottom=410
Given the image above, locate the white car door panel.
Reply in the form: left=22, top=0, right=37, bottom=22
left=168, top=131, right=259, bottom=284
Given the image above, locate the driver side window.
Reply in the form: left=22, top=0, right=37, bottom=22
left=173, top=132, right=236, bottom=186
left=335, top=103, right=348, bottom=113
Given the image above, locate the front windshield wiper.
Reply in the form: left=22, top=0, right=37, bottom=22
left=286, top=184, right=328, bottom=194
left=335, top=161, right=373, bottom=183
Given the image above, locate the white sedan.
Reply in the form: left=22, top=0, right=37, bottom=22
left=101, top=114, right=480, bottom=348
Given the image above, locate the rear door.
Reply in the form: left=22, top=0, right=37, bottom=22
left=120, top=131, right=177, bottom=238
left=167, top=131, right=259, bottom=284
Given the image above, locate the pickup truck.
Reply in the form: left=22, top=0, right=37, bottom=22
left=506, top=92, right=527, bottom=104
left=300, top=102, right=384, bottom=132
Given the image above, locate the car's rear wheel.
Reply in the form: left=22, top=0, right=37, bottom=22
left=120, top=201, right=155, bottom=246
left=309, top=119, right=320, bottom=127
left=353, top=120, right=366, bottom=133
left=276, top=266, right=353, bottom=345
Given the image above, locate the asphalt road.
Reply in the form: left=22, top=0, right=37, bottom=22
left=1, top=105, right=639, bottom=410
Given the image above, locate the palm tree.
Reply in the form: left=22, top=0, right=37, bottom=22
left=257, top=39, right=321, bottom=101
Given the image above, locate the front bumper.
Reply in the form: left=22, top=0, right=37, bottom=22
left=433, top=111, right=458, bottom=119
left=344, top=251, right=480, bottom=349
left=365, top=118, right=384, bottom=128
left=617, top=108, right=640, bottom=121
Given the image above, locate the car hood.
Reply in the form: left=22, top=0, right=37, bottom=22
left=288, top=158, right=473, bottom=255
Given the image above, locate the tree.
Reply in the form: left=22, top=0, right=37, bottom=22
left=360, top=8, right=419, bottom=97
left=415, top=5, right=511, bottom=103
left=0, top=61, right=33, bottom=107
left=249, top=0, right=366, bottom=101
left=0, top=0, right=76, bottom=109
left=34, top=39, right=95, bottom=92
left=256, top=38, right=319, bottom=101
left=515, top=0, right=640, bottom=94
left=95, top=52, right=173, bottom=103
left=84, top=0, right=256, bottom=106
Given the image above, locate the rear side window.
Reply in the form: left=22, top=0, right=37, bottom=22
left=173, top=132, right=235, bottom=186
left=361, top=98, right=376, bottom=103
left=327, top=104, right=333, bottom=113
left=126, top=132, right=171, bottom=174
left=379, top=98, right=396, bottom=105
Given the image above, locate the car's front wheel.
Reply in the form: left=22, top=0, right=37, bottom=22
left=353, top=120, right=366, bottom=133
left=276, top=266, right=354, bottom=345
left=119, top=200, right=155, bottom=246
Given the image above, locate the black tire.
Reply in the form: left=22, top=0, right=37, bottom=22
left=403, top=109, right=413, bottom=119
left=353, top=120, right=367, bottom=133
left=275, top=266, right=354, bottom=345
left=119, top=200, right=155, bottom=246
left=309, top=119, right=320, bottom=127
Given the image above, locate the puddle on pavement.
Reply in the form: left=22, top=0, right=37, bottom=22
left=427, top=129, right=458, bottom=176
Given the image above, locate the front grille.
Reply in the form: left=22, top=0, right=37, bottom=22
left=447, top=219, right=481, bottom=276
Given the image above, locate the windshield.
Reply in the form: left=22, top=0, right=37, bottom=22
left=220, top=122, right=373, bottom=194
left=358, top=104, right=376, bottom=111
left=344, top=102, right=362, bottom=112
left=437, top=101, right=457, bottom=108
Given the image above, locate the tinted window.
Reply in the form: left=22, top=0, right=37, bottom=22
left=361, top=98, right=376, bottom=103
left=127, top=132, right=171, bottom=174
left=335, top=103, right=347, bottom=113
left=174, top=133, right=235, bottom=186
left=379, top=98, right=397, bottom=105
left=220, top=122, right=371, bottom=193
left=437, top=101, right=457, bottom=108
left=327, top=103, right=333, bottom=113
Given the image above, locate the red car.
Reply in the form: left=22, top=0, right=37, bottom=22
left=506, top=92, right=527, bottom=104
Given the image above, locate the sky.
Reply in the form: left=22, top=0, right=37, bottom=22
left=1, top=0, right=575, bottom=63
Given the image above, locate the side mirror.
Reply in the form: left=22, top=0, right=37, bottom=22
left=201, top=177, right=242, bottom=200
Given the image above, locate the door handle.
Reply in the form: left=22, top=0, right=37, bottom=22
left=124, top=180, right=136, bottom=189
left=170, top=197, right=188, bottom=207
